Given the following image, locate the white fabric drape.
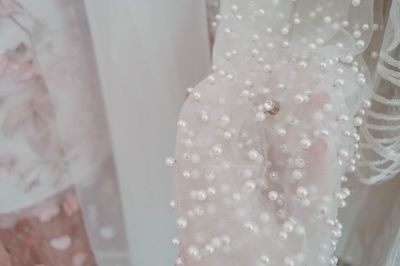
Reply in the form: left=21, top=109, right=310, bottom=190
left=84, top=1, right=210, bottom=265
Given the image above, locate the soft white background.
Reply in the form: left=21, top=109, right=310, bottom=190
left=84, top=1, right=211, bottom=265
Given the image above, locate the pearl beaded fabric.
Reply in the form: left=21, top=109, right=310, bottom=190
left=171, top=0, right=377, bottom=265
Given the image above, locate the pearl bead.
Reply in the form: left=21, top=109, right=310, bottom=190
left=292, top=169, right=303, bottom=180
left=201, top=113, right=209, bottom=122
left=269, top=171, right=279, bottom=181
left=356, top=40, right=365, bottom=48
left=176, top=257, right=184, bottom=265
left=362, top=24, right=370, bottom=31
left=281, top=27, right=289, bottom=35
left=353, top=132, right=360, bottom=141
left=339, top=149, right=349, bottom=158
left=283, top=222, right=294, bottom=232
left=252, top=34, right=260, bottom=42
left=244, top=221, right=259, bottom=233
left=284, top=258, right=295, bottom=266
left=323, top=16, right=332, bottom=24
left=282, top=41, right=290, bottom=48
left=260, top=255, right=270, bottom=264
left=256, top=112, right=266, bottom=121
left=177, top=120, right=186, bottom=128
left=300, top=137, right=312, bottom=149
left=172, top=238, right=180, bottom=245
left=193, top=91, right=201, bottom=101
left=353, top=30, right=362, bottom=38
left=223, top=131, right=232, bottom=140
left=296, top=186, right=308, bottom=198
left=248, top=149, right=260, bottom=160
left=264, top=65, right=272, bottom=73
left=177, top=217, right=188, bottom=229
left=353, top=116, right=363, bottom=126
left=224, top=27, right=232, bottom=34
left=182, top=171, right=191, bottom=179
left=211, top=144, right=223, bottom=156
left=220, top=115, right=230, bottom=126
left=358, top=76, right=366, bottom=85
left=294, top=94, right=304, bottom=104
left=277, top=128, right=287, bottom=137
left=347, top=164, right=356, bottom=173
left=165, top=157, right=176, bottom=166
left=245, top=180, right=257, bottom=191
left=362, top=99, right=372, bottom=108
left=268, top=191, right=278, bottom=201
left=197, top=190, right=207, bottom=201
left=188, top=246, right=200, bottom=259
left=338, top=115, right=349, bottom=122
left=371, top=51, right=378, bottom=59
left=230, top=4, right=238, bottom=12
left=186, top=87, right=193, bottom=94
left=279, top=231, right=288, bottom=240
left=264, top=100, right=274, bottom=111
left=330, top=256, right=339, bottom=265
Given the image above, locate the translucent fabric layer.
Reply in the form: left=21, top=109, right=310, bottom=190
left=337, top=1, right=400, bottom=265
left=356, top=0, right=400, bottom=184
left=172, top=0, right=375, bottom=265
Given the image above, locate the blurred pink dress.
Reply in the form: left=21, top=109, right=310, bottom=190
left=0, top=1, right=130, bottom=265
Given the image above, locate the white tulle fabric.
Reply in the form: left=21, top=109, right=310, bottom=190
left=337, top=1, right=400, bottom=265
left=356, top=0, right=400, bottom=184
left=173, top=0, right=377, bottom=265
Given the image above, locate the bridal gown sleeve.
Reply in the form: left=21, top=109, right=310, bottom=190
left=171, top=0, right=377, bottom=265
